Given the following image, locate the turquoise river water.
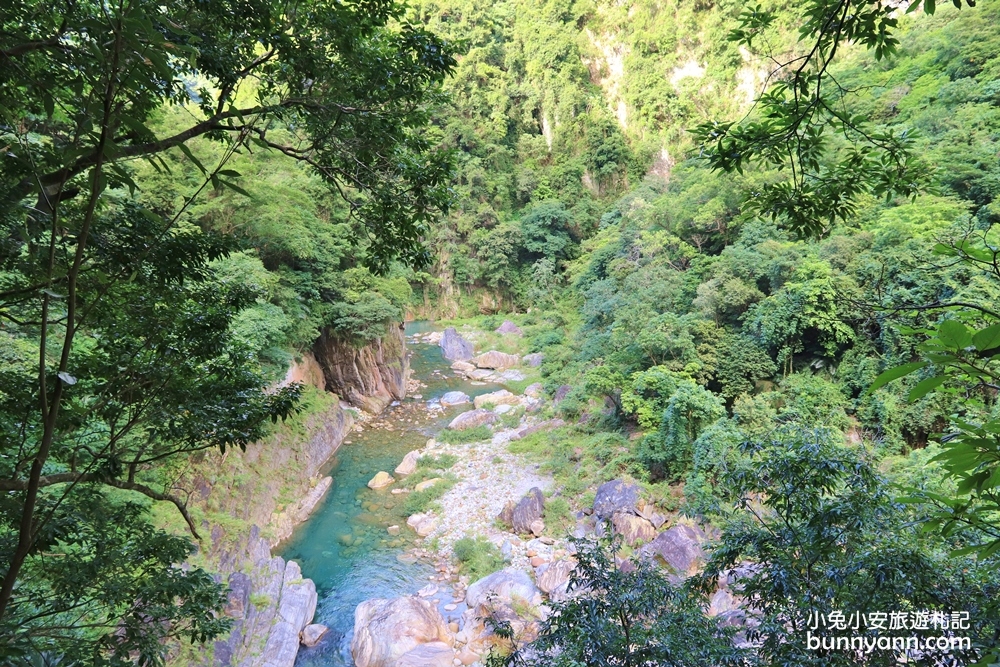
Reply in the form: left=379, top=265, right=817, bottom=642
left=282, top=322, right=500, bottom=667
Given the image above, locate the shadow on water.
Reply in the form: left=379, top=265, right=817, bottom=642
left=283, top=321, right=496, bottom=667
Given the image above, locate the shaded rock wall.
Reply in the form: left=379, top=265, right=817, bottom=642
left=313, top=323, right=408, bottom=414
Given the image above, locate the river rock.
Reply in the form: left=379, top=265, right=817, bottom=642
left=709, top=588, right=741, bottom=617
left=367, top=471, right=395, bottom=489
left=535, top=559, right=576, bottom=600
left=451, top=361, right=476, bottom=374
left=611, top=513, right=656, bottom=545
left=466, top=569, right=541, bottom=610
left=522, top=353, right=543, bottom=367
left=395, top=641, right=455, bottom=667
left=468, top=369, right=494, bottom=381
left=498, top=369, right=526, bottom=382
left=447, top=409, right=497, bottom=430
left=351, top=596, right=453, bottom=667
left=440, top=328, right=475, bottom=362
left=523, top=382, right=544, bottom=398
left=495, top=320, right=523, bottom=335
left=515, top=489, right=545, bottom=533
left=414, top=477, right=443, bottom=492
left=395, top=451, right=420, bottom=477
left=474, top=350, right=520, bottom=370
left=461, top=570, right=544, bottom=656
left=440, top=391, right=471, bottom=406
left=553, top=385, right=572, bottom=402
left=407, top=513, right=438, bottom=537
left=593, top=479, right=640, bottom=519
left=300, top=623, right=328, bottom=647
left=640, top=524, right=707, bottom=577
left=387, top=525, right=400, bottom=535
left=473, top=389, right=520, bottom=409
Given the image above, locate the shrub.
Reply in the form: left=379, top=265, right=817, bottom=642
left=437, top=425, right=493, bottom=444
left=402, top=475, right=457, bottom=514
left=417, top=453, right=458, bottom=470
left=453, top=536, right=505, bottom=581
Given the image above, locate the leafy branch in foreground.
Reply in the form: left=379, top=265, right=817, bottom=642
left=694, top=0, right=974, bottom=237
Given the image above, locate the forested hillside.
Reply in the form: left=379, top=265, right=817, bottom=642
left=5, top=0, right=1000, bottom=664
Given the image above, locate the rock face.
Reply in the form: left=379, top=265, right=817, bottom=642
left=447, top=409, right=498, bottom=430
left=209, top=533, right=319, bottom=667
left=473, top=389, right=520, bottom=409
left=474, top=350, right=521, bottom=370
left=351, top=596, right=453, bottom=667
left=440, top=391, right=470, bottom=406
left=641, top=524, right=707, bottom=577
left=495, top=320, right=523, bottom=335
left=593, top=479, right=641, bottom=519
left=313, top=323, right=408, bottom=414
left=440, top=327, right=475, bottom=361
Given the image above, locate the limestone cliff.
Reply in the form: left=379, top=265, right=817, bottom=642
left=312, top=322, right=408, bottom=413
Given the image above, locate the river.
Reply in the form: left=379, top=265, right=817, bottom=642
left=281, top=321, right=497, bottom=667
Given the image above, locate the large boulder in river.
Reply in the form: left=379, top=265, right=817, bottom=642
left=447, top=409, right=497, bottom=431
left=440, top=327, right=474, bottom=362
left=440, top=391, right=470, bottom=406
left=300, top=623, right=328, bottom=647
left=351, top=596, right=453, bottom=667
left=367, top=471, right=394, bottom=489
left=394, top=451, right=420, bottom=477
left=473, top=389, right=520, bottom=409
left=474, top=350, right=521, bottom=370
left=641, top=524, right=707, bottom=577
left=495, top=320, right=523, bottom=336
left=593, top=479, right=640, bottom=519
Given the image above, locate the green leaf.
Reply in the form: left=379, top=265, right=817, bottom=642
left=907, top=375, right=946, bottom=402
left=937, top=319, right=972, bottom=349
left=219, top=179, right=253, bottom=198
left=867, top=361, right=926, bottom=393
left=972, top=324, right=1000, bottom=352
left=176, top=142, right=207, bottom=174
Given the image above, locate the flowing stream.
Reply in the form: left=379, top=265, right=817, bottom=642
left=282, top=321, right=497, bottom=667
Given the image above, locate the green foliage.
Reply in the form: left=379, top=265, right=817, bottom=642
left=494, top=537, right=744, bottom=667
left=437, top=425, right=494, bottom=444
left=453, top=536, right=505, bottom=581
left=638, top=379, right=725, bottom=482
left=697, top=427, right=1000, bottom=665
left=402, top=476, right=458, bottom=515
left=417, top=453, right=459, bottom=470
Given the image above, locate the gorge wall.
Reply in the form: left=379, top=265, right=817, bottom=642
left=313, top=323, right=409, bottom=413
left=170, top=324, right=409, bottom=667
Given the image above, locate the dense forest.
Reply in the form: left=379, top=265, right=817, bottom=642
left=4, top=0, right=1000, bottom=665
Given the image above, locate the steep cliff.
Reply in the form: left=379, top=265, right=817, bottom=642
left=313, top=322, right=409, bottom=413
